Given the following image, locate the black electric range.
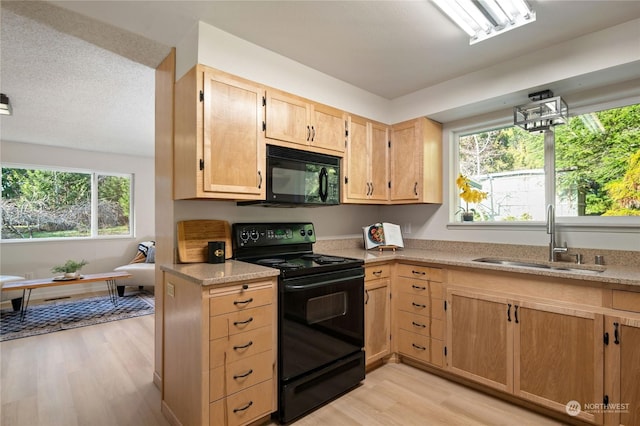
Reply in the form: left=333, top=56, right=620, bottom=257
left=232, top=222, right=365, bottom=424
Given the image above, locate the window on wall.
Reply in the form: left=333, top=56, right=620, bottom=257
left=456, top=103, right=640, bottom=222
left=1, top=166, right=133, bottom=240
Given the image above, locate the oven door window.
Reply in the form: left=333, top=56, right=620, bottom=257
left=306, top=291, right=347, bottom=324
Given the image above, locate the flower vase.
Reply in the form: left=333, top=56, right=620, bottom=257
left=462, top=212, right=474, bottom=222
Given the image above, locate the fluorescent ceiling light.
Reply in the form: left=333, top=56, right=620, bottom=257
left=433, top=0, right=536, bottom=45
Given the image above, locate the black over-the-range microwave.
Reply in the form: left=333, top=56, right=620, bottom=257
left=239, top=144, right=341, bottom=207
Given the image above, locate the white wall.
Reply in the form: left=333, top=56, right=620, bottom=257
left=0, top=141, right=155, bottom=301
left=174, top=201, right=382, bottom=242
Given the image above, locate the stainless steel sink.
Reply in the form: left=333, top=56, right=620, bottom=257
left=472, top=257, right=605, bottom=275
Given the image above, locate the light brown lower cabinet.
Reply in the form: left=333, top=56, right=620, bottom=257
left=162, top=272, right=277, bottom=426
left=604, top=314, right=640, bottom=426
left=364, top=264, right=391, bottom=366
left=446, top=288, right=604, bottom=425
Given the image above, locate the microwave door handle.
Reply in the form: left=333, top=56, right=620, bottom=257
left=319, top=167, right=328, bottom=202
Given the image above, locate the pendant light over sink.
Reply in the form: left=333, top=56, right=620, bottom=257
left=514, top=90, right=568, bottom=133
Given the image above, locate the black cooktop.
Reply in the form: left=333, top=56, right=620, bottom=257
left=232, top=223, right=363, bottom=278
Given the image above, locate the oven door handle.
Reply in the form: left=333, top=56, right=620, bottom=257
left=284, top=275, right=364, bottom=292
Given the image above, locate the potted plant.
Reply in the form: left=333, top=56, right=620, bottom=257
left=456, top=174, right=487, bottom=221
left=52, top=259, right=88, bottom=278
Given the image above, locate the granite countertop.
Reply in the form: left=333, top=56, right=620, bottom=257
left=161, top=260, right=280, bottom=286
left=321, top=248, right=640, bottom=289
left=161, top=248, right=639, bottom=290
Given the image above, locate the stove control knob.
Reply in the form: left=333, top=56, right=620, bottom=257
left=250, top=229, right=259, bottom=241
left=240, top=230, right=249, bottom=242
left=307, top=229, right=313, bottom=237
left=299, top=229, right=306, bottom=237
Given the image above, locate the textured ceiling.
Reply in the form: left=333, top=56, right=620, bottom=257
left=1, top=1, right=640, bottom=157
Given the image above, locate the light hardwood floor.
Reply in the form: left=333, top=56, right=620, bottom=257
left=1, top=314, right=563, bottom=426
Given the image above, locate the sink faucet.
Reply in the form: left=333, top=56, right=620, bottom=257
left=546, top=204, right=567, bottom=261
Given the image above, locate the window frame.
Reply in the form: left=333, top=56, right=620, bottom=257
left=448, top=98, right=640, bottom=232
left=1, top=163, right=135, bottom=242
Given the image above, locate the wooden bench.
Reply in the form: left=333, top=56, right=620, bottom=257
left=2, top=271, right=132, bottom=320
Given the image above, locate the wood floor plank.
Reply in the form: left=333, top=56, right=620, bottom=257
left=3, top=310, right=563, bottom=426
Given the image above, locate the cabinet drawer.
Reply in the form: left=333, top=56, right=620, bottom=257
left=397, top=329, right=430, bottom=363
left=209, top=379, right=273, bottom=426
left=210, top=326, right=273, bottom=368
left=210, top=287, right=273, bottom=316
left=612, top=290, right=640, bottom=313
left=397, top=292, right=430, bottom=317
left=210, top=305, right=273, bottom=340
left=210, top=350, right=274, bottom=402
left=397, top=310, right=430, bottom=336
left=396, top=278, right=443, bottom=300
left=397, top=329, right=443, bottom=367
left=396, top=263, right=442, bottom=282
left=365, top=264, right=391, bottom=281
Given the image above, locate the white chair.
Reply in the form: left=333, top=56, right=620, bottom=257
left=113, top=263, right=156, bottom=296
left=113, top=240, right=156, bottom=296
left=1, top=275, right=26, bottom=311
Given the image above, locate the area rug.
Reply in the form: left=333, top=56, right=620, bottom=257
left=0, top=292, right=154, bottom=342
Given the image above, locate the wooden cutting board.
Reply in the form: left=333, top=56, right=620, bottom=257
left=177, top=220, right=232, bottom=263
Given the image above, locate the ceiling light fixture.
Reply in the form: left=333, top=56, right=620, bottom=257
left=433, top=0, right=536, bottom=45
left=0, top=93, right=12, bottom=116
left=514, top=90, right=568, bottom=133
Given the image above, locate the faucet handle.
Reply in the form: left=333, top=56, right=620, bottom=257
left=568, top=253, right=583, bottom=264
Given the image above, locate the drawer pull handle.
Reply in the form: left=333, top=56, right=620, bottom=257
left=233, top=369, right=254, bottom=379
left=412, top=302, right=427, bottom=308
left=373, top=270, right=383, bottom=276
left=412, top=343, right=426, bottom=351
left=233, top=401, right=253, bottom=413
left=412, top=285, right=426, bottom=290
left=233, top=317, right=254, bottom=326
left=233, top=341, right=253, bottom=350
left=614, top=322, right=620, bottom=344
left=412, top=321, right=426, bottom=328
left=233, top=297, right=254, bottom=306
left=412, top=270, right=426, bottom=276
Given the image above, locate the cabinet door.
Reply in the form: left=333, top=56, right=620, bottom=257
left=514, top=302, right=603, bottom=424
left=369, top=122, right=389, bottom=201
left=344, top=116, right=370, bottom=202
left=203, top=71, right=265, bottom=198
left=389, top=120, right=420, bottom=202
left=365, top=278, right=391, bottom=366
left=605, top=316, right=640, bottom=426
left=447, top=290, right=513, bottom=393
left=264, top=90, right=309, bottom=145
left=311, top=103, right=345, bottom=153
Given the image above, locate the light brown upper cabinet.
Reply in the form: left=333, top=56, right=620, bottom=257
left=264, top=89, right=346, bottom=155
left=174, top=66, right=266, bottom=200
left=390, top=117, right=442, bottom=204
left=343, top=115, right=389, bottom=203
